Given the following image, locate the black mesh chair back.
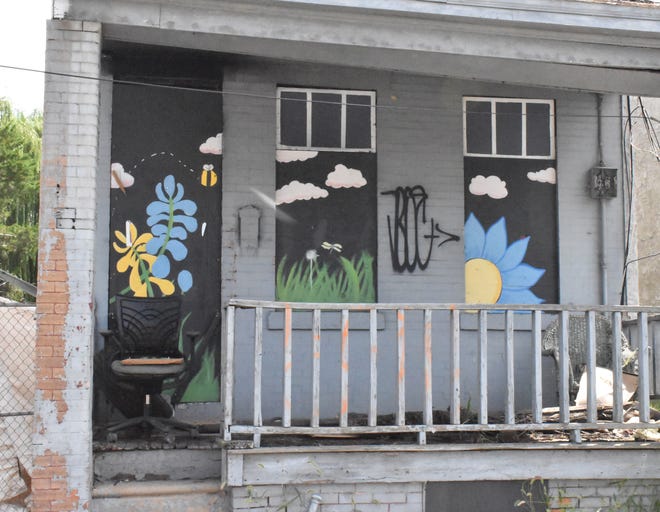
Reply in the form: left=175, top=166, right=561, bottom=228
left=115, top=295, right=182, bottom=358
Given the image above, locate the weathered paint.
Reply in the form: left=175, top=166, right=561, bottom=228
left=34, top=19, right=102, bottom=512
left=61, top=0, right=660, bottom=95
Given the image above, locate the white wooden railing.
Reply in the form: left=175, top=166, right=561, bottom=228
left=223, top=300, right=659, bottom=446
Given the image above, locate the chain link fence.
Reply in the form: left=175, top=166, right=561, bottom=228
left=0, top=303, right=35, bottom=510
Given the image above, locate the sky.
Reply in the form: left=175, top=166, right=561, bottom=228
left=0, top=0, right=52, bottom=114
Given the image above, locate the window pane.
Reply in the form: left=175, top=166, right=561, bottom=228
left=465, top=101, right=492, bottom=154
left=346, top=94, right=372, bottom=149
left=280, top=91, right=307, bottom=147
left=496, top=102, right=522, bottom=155
left=311, top=93, right=342, bottom=148
left=526, top=102, right=552, bottom=156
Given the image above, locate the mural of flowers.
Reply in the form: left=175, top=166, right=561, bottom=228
left=145, top=175, right=198, bottom=293
left=112, top=175, right=198, bottom=296
left=112, top=221, right=175, bottom=297
left=464, top=213, right=545, bottom=304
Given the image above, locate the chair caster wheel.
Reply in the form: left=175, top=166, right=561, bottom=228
left=107, top=432, right=118, bottom=443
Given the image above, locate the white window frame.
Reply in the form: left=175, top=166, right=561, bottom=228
left=277, top=87, right=376, bottom=152
left=463, top=97, right=555, bottom=159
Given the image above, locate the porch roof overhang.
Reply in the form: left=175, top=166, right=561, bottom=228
left=60, top=0, right=660, bottom=95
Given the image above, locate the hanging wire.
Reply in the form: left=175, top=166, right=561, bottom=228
left=0, top=63, right=653, bottom=120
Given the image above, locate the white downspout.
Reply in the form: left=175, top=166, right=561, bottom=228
left=596, top=93, right=608, bottom=305
left=307, top=494, right=323, bottom=512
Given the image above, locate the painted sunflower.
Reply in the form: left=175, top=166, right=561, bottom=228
left=464, top=213, right=545, bottom=304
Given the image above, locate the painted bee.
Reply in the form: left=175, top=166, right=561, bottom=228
left=201, top=164, right=218, bottom=187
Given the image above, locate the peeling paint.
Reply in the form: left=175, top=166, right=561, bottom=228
left=37, top=229, right=70, bottom=424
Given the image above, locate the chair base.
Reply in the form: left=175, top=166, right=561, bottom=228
left=106, top=394, right=199, bottom=442
left=106, top=415, right=199, bottom=442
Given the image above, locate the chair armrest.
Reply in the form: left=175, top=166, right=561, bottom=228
left=98, top=330, right=124, bottom=358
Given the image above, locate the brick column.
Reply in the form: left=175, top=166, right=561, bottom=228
left=33, top=19, right=102, bottom=512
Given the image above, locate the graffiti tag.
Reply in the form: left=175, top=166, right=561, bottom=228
left=382, top=185, right=460, bottom=272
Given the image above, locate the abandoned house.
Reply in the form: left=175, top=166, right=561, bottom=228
left=32, top=0, right=660, bottom=511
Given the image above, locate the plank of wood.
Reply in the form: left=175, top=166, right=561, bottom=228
left=120, top=357, right=183, bottom=365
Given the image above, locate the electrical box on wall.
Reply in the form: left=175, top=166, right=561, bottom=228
left=589, top=166, right=618, bottom=199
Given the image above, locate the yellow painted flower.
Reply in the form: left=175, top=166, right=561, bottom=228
left=113, top=222, right=175, bottom=297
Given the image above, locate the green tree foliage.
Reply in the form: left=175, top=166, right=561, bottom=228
left=0, top=98, right=41, bottom=299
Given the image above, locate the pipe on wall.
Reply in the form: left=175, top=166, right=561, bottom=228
left=596, top=93, right=608, bottom=305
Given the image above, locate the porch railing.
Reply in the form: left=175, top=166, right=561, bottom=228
left=223, top=300, right=659, bottom=447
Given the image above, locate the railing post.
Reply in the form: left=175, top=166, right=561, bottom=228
left=450, top=308, right=461, bottom=425
left=586, top=310, right=597, bottom=423
left=611, top=311, right=624, bottom=423
left=532, top=310, right=543, bottom=424
left=283, top=306, right=292, bottom=428
left=340, top=309, right=350, bottom=427
left=369, top=308, right=378, bottom=427
left=638, top=312, right=650, bottom=423
left=423, top=309, right=433, bottom=427
left=505, top=310, right=515, bottom=425
left=253, top=307, right=264, bottom=441
left=223, top=305, right=235, bottom=441
left=396, top=309, right=406, bottom=426
left=478, top=309, right=488, bottom=425
left=311, top=308, right=321, bottom=428
left=559, top=310, right=570, bottom=424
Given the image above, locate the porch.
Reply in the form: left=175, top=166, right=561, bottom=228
left=90, top=300, right=660, bottom=511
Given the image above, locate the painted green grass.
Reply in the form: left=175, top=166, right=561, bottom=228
left=180, top=350, right=219, bottom=402
left=276, top=251, right=375, bottom=303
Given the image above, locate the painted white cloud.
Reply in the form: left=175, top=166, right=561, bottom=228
left=199, top=133, right=223, bottom=155
left=276, top=150, right=319, bottom=163
left=275, top=181, right=329, bottom=205
left=110, top=163, right=134, bottom=189
left=527, top=167, right=556, bottom=185
left=325, top=164, right=367, bottom=189
left=469, top=175, right=508, bottom=199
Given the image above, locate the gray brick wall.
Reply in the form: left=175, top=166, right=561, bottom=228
left=230, top=482, right=423, bottom=512
left=34, top=18, right=102, bottom=512
left=549, top=479, right=660, bottom=512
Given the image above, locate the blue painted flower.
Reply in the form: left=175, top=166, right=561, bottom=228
left=145, top=175, right=198, bottom=288
left=464, top=213, right=545, bottom=304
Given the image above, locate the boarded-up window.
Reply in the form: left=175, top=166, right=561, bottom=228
left=463, top=97, right=558, bottom=305
left=276, top=87, right=377, bottom=302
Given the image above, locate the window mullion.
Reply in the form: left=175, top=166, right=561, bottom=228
left=522, top=101, right=528, bottom=157
left=306, top=91, right=312, bottom=148
left=276, top=89, right=282, bottom=146
left=371, top=93, right=376, bottom=152
left=491, top=100, right=497, bottom=156
left=340, top=93, right=347, bottom=149
left=550, top=102, right=556, bottom=159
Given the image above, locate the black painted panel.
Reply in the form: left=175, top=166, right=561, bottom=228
left=464, top=156, right=558, bottom=304
left=275, top=151, right=377, bottom=302
left=108, top=76, right=223, bottom=402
